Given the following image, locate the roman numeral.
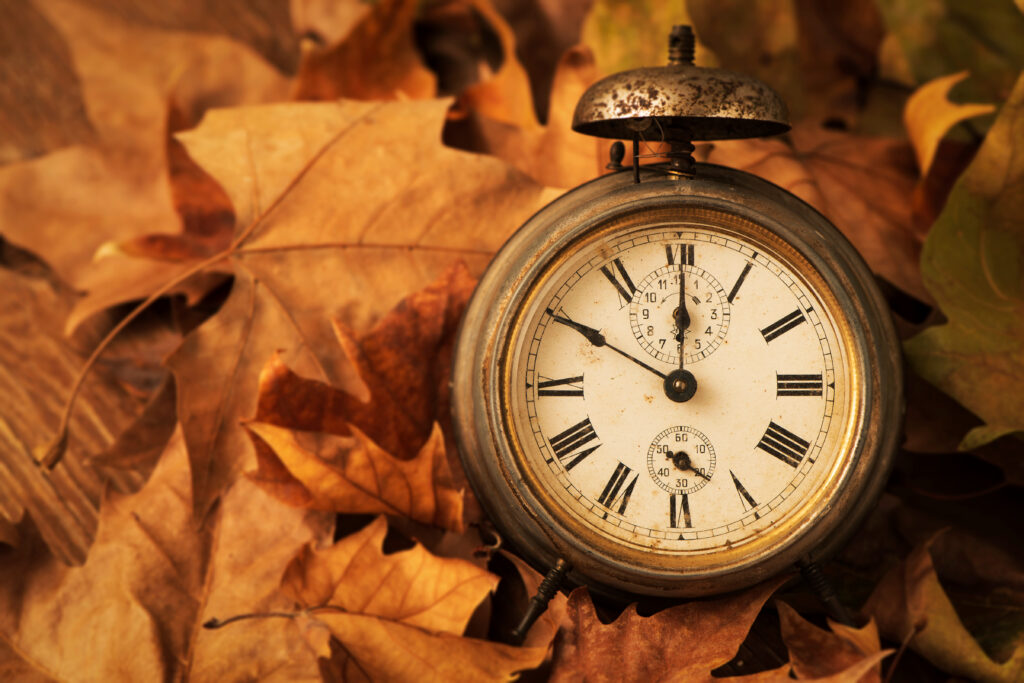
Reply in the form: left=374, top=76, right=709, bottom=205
left=776, top=373, right=823, bottom=397
left=666, top=244, right=694, bottom=266
left=727, top=259, right=754, bottom=303
left=730, top=470, right=758, bottom=513
left=548, top=418, right=600, bottom=470
left=596, top=462, right=638, bottom=515
left=669, top=493, right=692, bottom=528
left=756, top=421, right=810, bottom=467
left=760, top=309, right=806, bottom=342
left=600, top=258, right=637, bottom=304
left=537, top=375, right=584, bottom=397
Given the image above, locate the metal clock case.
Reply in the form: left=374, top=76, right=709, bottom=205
left=450, top=26, right=902, bottom=602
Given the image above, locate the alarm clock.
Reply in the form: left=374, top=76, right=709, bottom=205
left=451, top=26, right=901, bottom=605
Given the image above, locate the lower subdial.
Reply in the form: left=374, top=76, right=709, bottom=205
left=629, top=265, right=730, bottom=364
left=647, top=426, right=716, bottom=494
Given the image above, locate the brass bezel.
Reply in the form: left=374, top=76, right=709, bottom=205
left=498, top=205, right=863, bottom=574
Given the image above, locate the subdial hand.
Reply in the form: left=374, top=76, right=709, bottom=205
left=666, top=450, right=710, bottom=480
left=675, top=263, right=691, bottom=346
left=549, top=311, right=667, bottom=381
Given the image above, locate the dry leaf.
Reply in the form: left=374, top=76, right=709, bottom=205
left=449, top=44, right=606, bottom=188
left=904, top=74, right=1024, bottom=450
left=862, top=534, right=1024, bottom=682
left=549, top=577, right=788, bottom=682
left=0, top=426, right=331, bottom=681
left=0, top=0, right=289, bottom=286
left=247, top=420, right=464, bottom=530
left=280, top=516, right=548, bottom=681
left=904, top=71, right=995, bottom=174
left=65, top=106, right=236, bottom=334
left=292, top=0, right=436, bottom=101
left=246, top=263, right=476, bottom=527
left=777, top=601, right=885, bottom=682
left=456, top=0, right=539, bottom=130
left=159, top=99, right=551, bottom=518
left=706, top=124, right=926, bottom=300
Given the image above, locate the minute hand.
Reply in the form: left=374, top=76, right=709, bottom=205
left=550, top=312, right=667, bottom=380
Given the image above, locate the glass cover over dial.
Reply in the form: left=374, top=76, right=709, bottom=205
left=503, top=207, right=855, bottom=555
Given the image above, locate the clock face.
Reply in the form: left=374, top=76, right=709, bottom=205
left=502, top=207, right=856, bottom=557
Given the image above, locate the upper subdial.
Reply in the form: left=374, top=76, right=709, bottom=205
left=629, top=265, right=730, bottom=364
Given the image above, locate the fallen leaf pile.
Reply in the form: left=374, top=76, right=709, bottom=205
left=1, top=0, right=1023, bottom=681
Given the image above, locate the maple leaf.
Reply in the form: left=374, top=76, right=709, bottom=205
left=904, top=73, right=1024, bottom=450
left=862, top=534, right=1024, bottom=682
left=705, top=124, right=926, bottom=301
left=278, top=516, right=548, bottom=682
left=130, top=98, right=553, bottom=519
left=0, top=0, right=290, bottom=287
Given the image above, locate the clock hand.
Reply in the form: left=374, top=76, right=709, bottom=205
left=667, top=450, right=711, bottom=480
left=549, top=311, right=668, bottom=380
left=675, top=261, right=691, bottom=362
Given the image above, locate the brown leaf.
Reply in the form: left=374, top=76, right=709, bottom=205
left=777, top=601, right=885, bottom=682
left=706, top=125, right=926, bottom=301
left=247, top=420, right=464, bottom=530
left=162, top=99, right=550, bottom=518
left=0, top=426, right=332, bottom=680
left=862, top=534, right=1024, bottom=682
left=449, top=44, right=606, bottom=188
left=292, top=0, right=436, bottom=101
left=549, top=576, right=788, bottom=682
left=280, top=516, right=548, bottom=681
left=0, top=0, right=290, bottom=287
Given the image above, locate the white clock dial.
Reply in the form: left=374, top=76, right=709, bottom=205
left=507, top=222, right=852, bottom=554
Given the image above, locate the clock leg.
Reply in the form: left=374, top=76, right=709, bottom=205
left=508, top=558, right=571, bottom=646
left=797, top=559, right=854, bottom=626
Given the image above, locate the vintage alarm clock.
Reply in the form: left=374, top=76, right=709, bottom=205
left=451, top=26, right=901, bottom=621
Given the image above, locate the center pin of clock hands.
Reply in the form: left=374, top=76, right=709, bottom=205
left=664, top=263, right=698, bottom=403
left=666, top=449, right=710, bottom=480
left=548, top=311, right=668, bottom=380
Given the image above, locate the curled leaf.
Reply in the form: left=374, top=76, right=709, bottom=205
left=904, top=71, right=995, bottom=175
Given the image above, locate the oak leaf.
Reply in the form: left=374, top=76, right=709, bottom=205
left=549, top=578, right=789, bottom=682
left=706, top=124, right=926, bottom=300
left=862, top=534, right=1024, bottom=682
left=280, top=516, right=549, bottom=681
left=904, top=74, right=1024, bottom=450
left=147, top=99, right=552, bottom=518
left=777, top=601, right=887, bottom=682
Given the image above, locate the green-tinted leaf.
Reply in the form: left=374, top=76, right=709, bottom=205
left=905, top=74, right=1024, bottom=449
left=874, top=0, right=1024, bottom=104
